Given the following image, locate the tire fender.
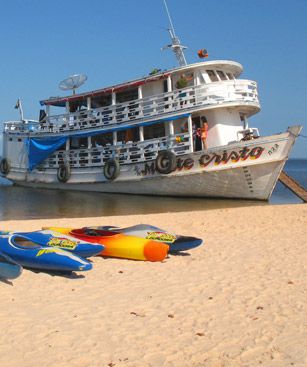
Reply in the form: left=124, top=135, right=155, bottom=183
left=57, top=164, right=71, bottom=183
left=104, top=159, right=120, bottom=180
left=0, top=158, right=10, bottom=175
left=155, top=150, right=177, bottom=174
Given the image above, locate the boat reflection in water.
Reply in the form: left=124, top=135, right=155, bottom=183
left=0, top=180, right=266, bottom=221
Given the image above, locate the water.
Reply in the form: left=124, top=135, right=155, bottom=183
left=0, top=159, right=306, bottom=220
left=269, top=159, right=307, bottom=204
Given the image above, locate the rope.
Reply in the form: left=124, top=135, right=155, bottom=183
left=299, top=134, right=307, bottom=138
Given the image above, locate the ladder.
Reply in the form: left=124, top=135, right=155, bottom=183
left=279, top=170, right=307, bottom=202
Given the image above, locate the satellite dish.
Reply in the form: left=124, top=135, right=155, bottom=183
left=59, top=74, right=88, bottom=95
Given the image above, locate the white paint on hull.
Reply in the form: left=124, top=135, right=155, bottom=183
left=13, top=160, right=285, bottom=200
left=3, top=126, right=301, bottom=200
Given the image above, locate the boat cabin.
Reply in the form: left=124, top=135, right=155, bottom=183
left=3, top=60, right=260, bottom=171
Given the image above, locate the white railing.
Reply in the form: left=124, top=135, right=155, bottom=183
left=4, top=80, right=259, bottom=134
left=4, top=120, right=39, bottom=133
left=40, top=133, right=191, bottom=169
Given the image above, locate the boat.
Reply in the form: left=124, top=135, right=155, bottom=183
left=0, top=233, right=92, bottom=272
left=87, top=224, right=202, bottom=253
left=1, top=229, right=104, bottom=258
left=44, top=227, right=169, bottom=262
left=0, top=3, right=302, bottom=200
left=0, top=251, right=23, bottom=280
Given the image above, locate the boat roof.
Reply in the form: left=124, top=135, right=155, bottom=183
left=40, top=60, right=243, bottom=107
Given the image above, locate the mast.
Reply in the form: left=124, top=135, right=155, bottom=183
left=162, top=0, right=187, bottom=66
left=14, top=98, right=24, bottom=122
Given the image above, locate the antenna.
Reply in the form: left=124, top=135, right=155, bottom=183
left=162, top=0, right=187, bottom=66
left=59, top=74, right=88, bottom=95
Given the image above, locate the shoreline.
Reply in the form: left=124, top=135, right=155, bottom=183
left=0, top=204, right=306, bottom=366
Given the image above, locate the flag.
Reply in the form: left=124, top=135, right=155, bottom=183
left=197, top=49, right=208, bottom=58
left=14, top=99, right=20, bottom=109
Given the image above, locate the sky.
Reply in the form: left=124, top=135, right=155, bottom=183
left=0, top=0, right=306, bottom=158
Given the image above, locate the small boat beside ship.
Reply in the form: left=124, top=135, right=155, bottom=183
left=0, top=4, right=302, bottom=200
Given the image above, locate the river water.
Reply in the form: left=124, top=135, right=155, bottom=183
left=0, top=159, right=306, bottom=220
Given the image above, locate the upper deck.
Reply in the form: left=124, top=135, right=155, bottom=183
left=4, top=60, right=260, bottom=135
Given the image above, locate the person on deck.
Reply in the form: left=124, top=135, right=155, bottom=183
left=199, top=122, right=208, bottom=150
left=193, top=123, right=202, bottom=151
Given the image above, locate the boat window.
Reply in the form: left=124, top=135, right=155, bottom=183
left=206, top=70, right=219, bottom=82
left=184, top=72, right=194, bottom=86
left=92, top=132, right=113, bottom=147
left=116, top=88, right=138, bottom=103
left=117, top=127, right=140, bottom=143
left=69, top=102, right=78, bottom=112
left=175, top=72, right=194, bottom=89
left=198, top=71, right=206, bottom=84
left=144, top=122, right=165, bottom=140
left=70, top=137, right=88, bottom=150
left=91, top=94, right=112, bottom=108
left=217, top=70, right=227, bottom=81
left=226, top=73, right=234, bottom=80
left=49, top=105, right=66, bottom=116
left=69, top=99, right=87, bottom=112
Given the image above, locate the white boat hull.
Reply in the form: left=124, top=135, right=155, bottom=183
left=13, top=160, right=283, bottom=200
left=4, top=126, right=301, bottom=200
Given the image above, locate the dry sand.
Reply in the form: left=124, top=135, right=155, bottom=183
left=0, top=204, right=306, bottom=367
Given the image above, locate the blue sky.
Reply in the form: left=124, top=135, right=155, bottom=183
left=0, top=0, right=306, bottom=157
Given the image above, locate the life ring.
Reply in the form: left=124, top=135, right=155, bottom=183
left=0, top=158, right=10, bottom=175
left=104, top=159, right=120, bottom=180
left=57, top=164, right=71, bottom=183
left=155, top=150, right=177, bottom=174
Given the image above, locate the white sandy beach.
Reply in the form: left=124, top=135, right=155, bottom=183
left=0, top=204, right=306, bottom=367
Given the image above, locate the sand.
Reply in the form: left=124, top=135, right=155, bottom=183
left=0, top=204, right=306, bottom=367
